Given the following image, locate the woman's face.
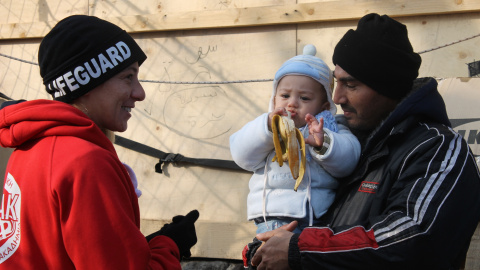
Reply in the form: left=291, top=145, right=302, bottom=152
left=76, top=62, right=145, bottom=132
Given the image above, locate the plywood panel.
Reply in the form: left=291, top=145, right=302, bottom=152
left=100, top=0, right=480, bottom=35
left=0, top=0, right=88, bottom=24
left=406, top=13, right=480, bottom=78
left=0, top=39, right=49, bottom=101
left=122, top=25, right=296, bottom=161
left=297, top=13, right=480, bottom=79
left=116, top=145, right=253, bottom=223
left=2, top=0, right=480, bottom=39
left=91, top=0, right=295, bottom=17
left=141, top=219, right=257, bottom=259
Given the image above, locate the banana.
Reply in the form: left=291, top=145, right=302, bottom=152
left=271, top=112, right=306, bottom=191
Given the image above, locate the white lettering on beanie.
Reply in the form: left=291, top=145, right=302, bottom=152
left=47, top=42, right=131, bottom=98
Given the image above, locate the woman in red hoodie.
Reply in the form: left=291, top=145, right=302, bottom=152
left=0, top=15, right=198, bottom=270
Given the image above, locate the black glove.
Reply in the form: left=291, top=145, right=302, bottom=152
left=242, top=237, right=263, bottom=269
left=146, top=210, right=199, bottom=258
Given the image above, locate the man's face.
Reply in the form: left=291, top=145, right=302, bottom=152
left=333, top=65, right=398, bottom=132
left=79, top=62, right=145, bottom=132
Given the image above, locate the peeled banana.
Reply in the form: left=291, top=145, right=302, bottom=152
left=271, top=112, right=306, bottom=191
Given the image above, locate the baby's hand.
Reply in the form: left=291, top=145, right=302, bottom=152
left=268, top=108, right=287, bottom=131
left=304, top=114, right=324, bottom=147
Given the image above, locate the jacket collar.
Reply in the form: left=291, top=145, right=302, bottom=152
left=362, top=77, right=449, bottom=154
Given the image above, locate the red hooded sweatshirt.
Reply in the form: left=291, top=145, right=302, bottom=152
left=0, top=100, right=181, bottom=269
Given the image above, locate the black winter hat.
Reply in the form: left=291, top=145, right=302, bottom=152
left=38, top=15, right=147, bottom=103
left=332, top=13, right=421, bottom=99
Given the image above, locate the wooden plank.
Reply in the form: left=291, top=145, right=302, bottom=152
left=1, top=0, right=480, bottom=39
left=91, top=0, right=295, bottom=17
left=117, top=26, right=296, bottom=161
left=0, top=0, right=88, bottom=24
left=0, top=0, right=88, bottom=38
left=298, top=12, right=480, bottom=79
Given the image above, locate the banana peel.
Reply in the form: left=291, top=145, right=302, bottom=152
left=271, top=112, right=306, bottom=191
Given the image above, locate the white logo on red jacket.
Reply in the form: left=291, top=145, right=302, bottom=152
left=0, top=173, right=21, bottom=263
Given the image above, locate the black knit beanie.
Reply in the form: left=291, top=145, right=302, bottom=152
left=38, top=15, right=147, bottom=103
left=332, top=13, right=421, bottom=99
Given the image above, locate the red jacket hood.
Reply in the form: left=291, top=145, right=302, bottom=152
left=0, top=99, right=114, bottom=152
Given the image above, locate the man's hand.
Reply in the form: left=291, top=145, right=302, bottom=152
left=304, top=113, right=324, bottom=147
left=251, top=221, right=297, bottom=270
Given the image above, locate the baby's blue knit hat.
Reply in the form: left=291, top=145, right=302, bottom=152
left=269, top=44, right=336, bottom=115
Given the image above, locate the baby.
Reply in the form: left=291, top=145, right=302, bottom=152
left=230, top=44, right=361, bottom=234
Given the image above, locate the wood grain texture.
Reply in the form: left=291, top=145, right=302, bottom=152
left=1, top=0, right=480, bottom=39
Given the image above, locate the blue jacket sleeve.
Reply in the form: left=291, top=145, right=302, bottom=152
left=229, top=113, right=274, bottom=171
left=308, top=115, right=361, bottom=178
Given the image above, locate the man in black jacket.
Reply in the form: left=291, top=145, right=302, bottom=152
left=251, top=13, right=480, bottom=270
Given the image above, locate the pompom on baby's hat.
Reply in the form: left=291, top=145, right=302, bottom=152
left=269, top=44, right=336, bottom=115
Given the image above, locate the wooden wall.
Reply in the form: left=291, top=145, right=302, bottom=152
left=1, top=0, right=480, bottom=263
